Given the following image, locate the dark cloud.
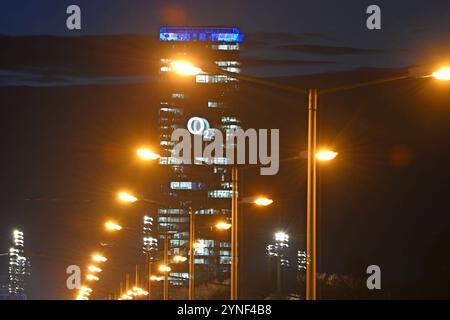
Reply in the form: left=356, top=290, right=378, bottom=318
left=244, top=31, right=333, bottom=47
left=275, top=44, right=383, bottom=55
left=0, top=35, right=158, bottom=77
left=245, top=32, right=304, bottom=46
left=241, top=56, right=336, bottom=67
left=0, top=68, right=153, bottom=87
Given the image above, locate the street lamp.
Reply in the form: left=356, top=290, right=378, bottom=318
left=253, top=197, right=274, bottom=207
left=117, top=192, right=138, bottom=203
left=216, top=222, right=232, bottom=230
left=88, top=265, right=102, bottom=273
left=136, top=147, right=160, bottom=161
left=170, top=60, right=203, bottom=76
left=105, top=221, right=123, bottom=231
left=86, top=274, right=99, bottom=281
left=121, top=293, right=133, bottom=300
left=173, top=255, right=188, bottom=263
left=431, top=67, right=450, bottom=81
left=315, top=149, right=338, bottom=162
left=77, top=286, right=92, bottom=300
left=80, top=286, right=92, bottom=292
left=92, top=254, right=107, bottom=263
left=150, top=275, right=162, bottom=281
left=159, top=264, right=171, bottom=272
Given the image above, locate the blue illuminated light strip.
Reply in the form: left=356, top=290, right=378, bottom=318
left=159, top=27, right=244, bottom=42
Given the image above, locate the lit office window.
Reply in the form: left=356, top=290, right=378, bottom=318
left=170, top=181, right=204, bottom=190
left=224, top=67, right=240, bottom=73
left=211, top=44, right=240, bottom=51
left=222, top=124, right=241, bottom=131
left=159, top=157, right=183, bottom=165
left=221, top=116, right=239, bottom=124
left=171, top=93, right=185, bottom=99
left=208, top=101, right=224, bottom=108
left=221, top=182, right=232, bottom=189
left=194, top=258, right=207, bottom=264
left=196, top=208, right=229, bottom=215
left=215, top=61, right=240, bottom=67
left=208, top=190, right=233, bottom=198
left=160, top=125, right=179, bottom=130
left=160, top=107, right=183, bottom=115
left=160, top=140, right=176, bottom=146
left=196, top=74, right=237, bottom=83
left=158, top=208, right=187, bottom=215
left=171, top=272, right=189, bottom=279
left=211, top=157, right=230, bottom=165
left=160, top=133, right=172, bottom=140
left=220, top=257, right=232, bottom=264
left=159, top=217, right=189, bottom=223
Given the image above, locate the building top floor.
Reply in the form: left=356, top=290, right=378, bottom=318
left=159, top=27, right=244, bottom=43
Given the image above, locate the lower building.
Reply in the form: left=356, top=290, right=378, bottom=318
left=6, top=229, right=30, bottom=299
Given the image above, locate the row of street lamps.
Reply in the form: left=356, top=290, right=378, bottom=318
left=99, top=148, right=276, bottom=300
left=113, top=146, right=336, bottom=300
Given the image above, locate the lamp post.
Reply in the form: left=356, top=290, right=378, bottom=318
left=189, top=207, right=195, bottom=300
left=146, top=252, right=152, bottom=300
left=163, top=235, right=169, bottom=300
left=231, top=165, right=239, bottom=300
left=306, top=88, right=318, bottom=299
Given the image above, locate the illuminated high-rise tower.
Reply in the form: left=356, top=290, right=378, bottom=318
left=157, top=27, right=244, bottom=286
left=8, top=229, right=30, bottom=299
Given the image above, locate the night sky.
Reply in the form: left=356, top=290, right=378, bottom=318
left=1, top=0, right=450, bottom=299
left=2, top=0, right=450, bottom=75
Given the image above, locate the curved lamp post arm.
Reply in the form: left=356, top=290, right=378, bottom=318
left=320, top=74, right=410, bottom=95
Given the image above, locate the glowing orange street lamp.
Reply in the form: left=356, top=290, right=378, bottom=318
left=92, top=254, right=107, bottom=263
left=88, top=265, right=102, bottom=273
left=170, top=60, right=203, bottom=76
left=105, top=221, right=123, bottom=232
left=432, top=67, right=450, bottom=81
left=173, top=255, right=188, bottom=263
left=253, top=197, right=274, bottom=207
left=86, top=274, right=99, bottom=281
left=158, top=264, right=171, bottom=272
left=136, top=148, right=160, bottom=161
left=215, top=222, right=232, bottom=230
left=315, top=149, right=338, bottom=161
left=117, top=192, right=138, bottom=203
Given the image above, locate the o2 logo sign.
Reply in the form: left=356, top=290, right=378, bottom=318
left=187, top=117, right=209, bottom=135
left=187, top=117, right=215, bottom=139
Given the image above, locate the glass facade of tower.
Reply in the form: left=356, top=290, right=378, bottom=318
left=157, top=27, right=243, bottom=285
